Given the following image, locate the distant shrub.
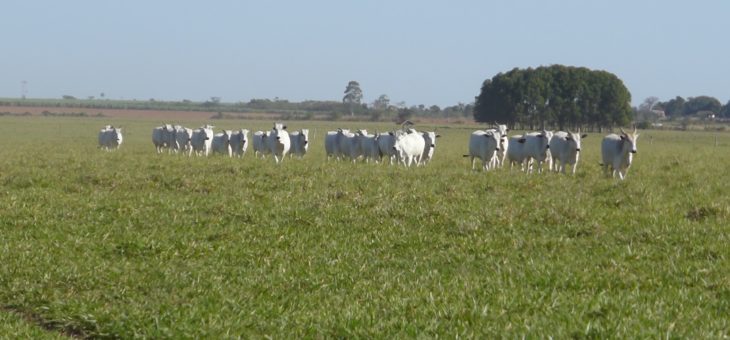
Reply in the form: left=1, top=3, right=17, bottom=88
left=636, top=121, right=651, bottom=129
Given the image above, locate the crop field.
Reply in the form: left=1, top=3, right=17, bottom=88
left=0, top=116, right=728, bottom=338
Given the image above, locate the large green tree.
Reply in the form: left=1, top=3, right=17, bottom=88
left=343, top=81, right=363, bottom=116
left=682, top=96, right=722, bottom=116
left=720, top=100, right=730, bottom=118
left=473, top=65, right=633, bottom=130
left=658, top=96, right=686, bottom=117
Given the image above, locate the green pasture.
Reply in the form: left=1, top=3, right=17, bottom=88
left=0, top=117, right=728, bottom=338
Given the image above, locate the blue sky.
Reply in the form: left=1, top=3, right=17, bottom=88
left=2, top=0, right=728, bottom=107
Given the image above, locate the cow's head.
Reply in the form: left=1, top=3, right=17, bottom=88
left=620, top=128, right=639, bottom=154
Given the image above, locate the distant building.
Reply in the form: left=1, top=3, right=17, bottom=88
left=696, top=111, right=716, bottom=119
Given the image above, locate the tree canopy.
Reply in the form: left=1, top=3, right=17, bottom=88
left=343, top=81, right=363, bottom=116
left=473, top=65, right=633, bottom=130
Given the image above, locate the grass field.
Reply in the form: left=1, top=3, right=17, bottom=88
left=1, top=116, right=728, bottom=338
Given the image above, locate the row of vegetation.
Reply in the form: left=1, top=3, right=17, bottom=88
left=0, top=96, right=473, bottom=123
left=3, top=65, right=729, bottom=128
left=474, top=65, right=634, bottom=131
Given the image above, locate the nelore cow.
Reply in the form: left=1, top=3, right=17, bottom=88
left=289, top=129, right=310, bottom=158
left=268, top=122, right=290, bottom=163
left=601, top=128, right=639, bottom=180
left=491, top=124, right=509, bottom=168
left=191, top=125, right=214, bottom=156
left=252, top=131, right=270, bottom=158
left=465, top=130, right=501, bottom=171
left=420, top=131, right=441, bottom=165
left=324, top=130, right=340, bottom=161
left=505, top=130, right=552, bottom=173
left=175, top=126, right=194, bottom=156
left=357, top=130, right=381, bottom=163
left=516, top=130, right=552, bottom=173
left=229, top=129, right=250, bottom=158
left=506, top=134, right=528, bottom=171
left=377, top=132, right=398, bottom=165
left=98, top=126, right=123, bottom=150
left=337, top=129, right=358, bottom=162
left=152, top=124, right=175, bottom=154
left=549, top=130, right=587, bottom=174
left=211, top=130, right=233, bottom=157
left=393, top=128, right=425, bottom=167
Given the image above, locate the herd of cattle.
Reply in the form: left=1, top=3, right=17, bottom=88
left=98, top=122, right=640, bottom=180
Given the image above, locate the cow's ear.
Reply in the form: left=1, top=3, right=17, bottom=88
left=518, top=138, right=526, bottom=143
left=435, top=134, right=441, bottom=138
left=581, top=134, right=588, bottom=138
left=283, top=125, right=287, bottom=130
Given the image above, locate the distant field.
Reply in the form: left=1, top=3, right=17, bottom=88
left=0, top=116, right=728, bottom=338
left=0, top=105, right=239, bottom=120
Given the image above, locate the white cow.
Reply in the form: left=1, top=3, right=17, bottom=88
left=175, top=126, right=194, bottom=157
left=212, top=130, right=233, bottom=157
left=325, top=131, right=340, bottom=161
left=229, top=129, right=250, bottom=158
left=98, top=126, right=123, bottom=150
left=506, top=134, right=529, bottom=171
left=521, top=130, right=552, bottom=174
left=549, top=130, right=587, bottom=174
left=289, top=129, right=310, bottom=158
left=420, top=131, right=441, bottom=165
left=252, top=131, right=270, bottom=158
left=393, top=128, right=426, bottom=167
left=377, top=132, right=398, bottom=165
left=191, top=125, right=214, bottom=156
left=268, top=123, right=290, bottom=163
left=152, top=124, right=175, bottom=154
left=357, top=130, right=381, bottom=163
left=602, top=128, right=639, bottom=180
left=466, top=130, right=501, bottom=171
left=337, top=129, right=358, bottom=162
left=489, top=124, right=509, bottom=168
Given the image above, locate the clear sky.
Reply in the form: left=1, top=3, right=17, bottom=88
left=2, top=0, right=728, bottom=108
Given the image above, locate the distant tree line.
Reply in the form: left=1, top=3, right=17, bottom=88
left=473, top=65, right=634, bottom=131
left=637, top=95, right=729, bottom=118
left=0, top=88, right=474, bottom=121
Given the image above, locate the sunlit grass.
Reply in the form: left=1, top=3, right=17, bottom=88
left=0, top=117, right=728, bottom=337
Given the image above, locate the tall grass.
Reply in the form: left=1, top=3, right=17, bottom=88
left=0, top=117, right=728, bottom=338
